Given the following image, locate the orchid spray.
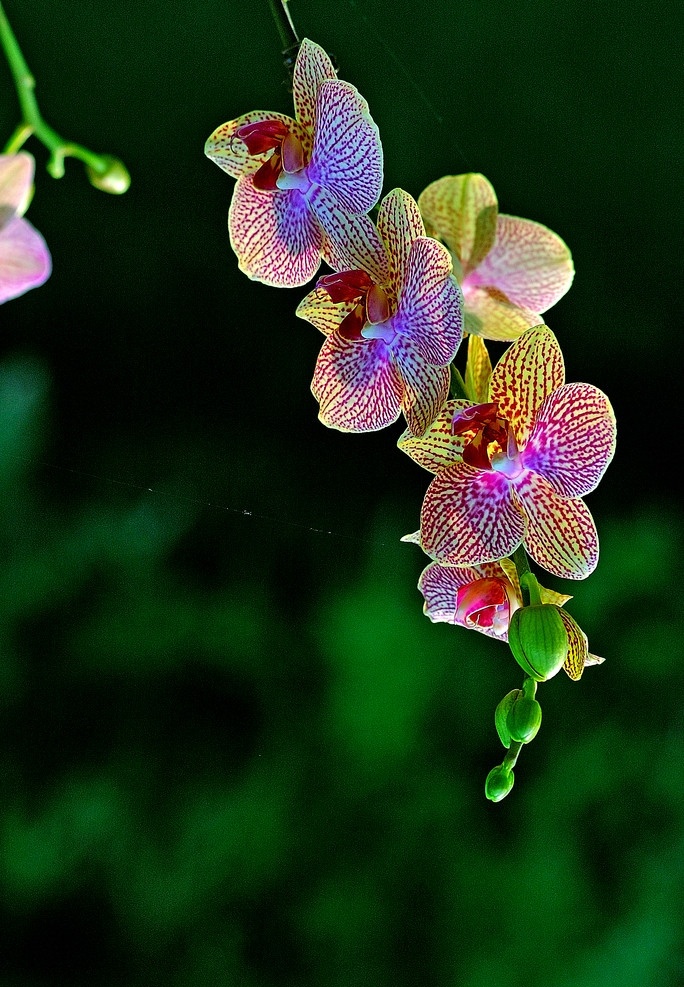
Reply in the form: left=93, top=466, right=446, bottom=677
left=205, top=1, right=616, bottom=801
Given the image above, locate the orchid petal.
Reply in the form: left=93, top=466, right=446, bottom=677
left=394, top=338, right=449, bottom=436
left=397, top=399, right=473, bottom=472
left=558, top=609, right=590, bottom=680
left=205, top=112, right=304, bottom=180
left=419, top=561, right=517, bottom=639
left=312, top=333, right=403, bottom=432
left=308, top=79, right=383, bottom=215
left=464, top=333, right=492, bottom=404
left=311, top=189, right=388, bottom=282
left=0, top=152, right=34, bottom=224
left=523, top=382, right=617, bottom=498
left=463, top=285, right=543, bottom=341
left=489, top=325, right=564, bottom=450
left=420, top=463, right=525, bottom=565
left=228, top=175, right=322, bottom=287
left=395, top=238, right=463, bottom=365
left=0, top=216, right=52, bottom=303
left=470, top=214, right=574, bottom=314
left=377, top=188, right=425, bottom=296
left=296, top=284, right=356, bottom=335
left=514, top=471, right=599, bottom=579
left=292, top=38, right=337, bottom=134
left=417, top=174, right=498, bottom=279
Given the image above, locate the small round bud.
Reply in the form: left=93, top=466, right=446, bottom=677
left=485, top=765, right=514, bottom=802
left=506, top=696, right=542, bottom=744
left=495, top=689, right=522, bottom=749
left=86, top=156, right=131, bottom=194
left=508, top=604, right=568, bottom=681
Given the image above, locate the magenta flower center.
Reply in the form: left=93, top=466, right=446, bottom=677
left=456, top=577, right=512, bottom=636
left=452, top=402, right=522, bottom=476
left=317, top=270, right=394, bottom=341
left=237, top=121, right=307, bottom=192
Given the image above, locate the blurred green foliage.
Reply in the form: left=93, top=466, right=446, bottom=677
left=0, top=0, right=682, bottom=984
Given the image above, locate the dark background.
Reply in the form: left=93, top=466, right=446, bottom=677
left=1, top=1, right=682, bottom=984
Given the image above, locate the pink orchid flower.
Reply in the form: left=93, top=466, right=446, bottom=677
left=296, top=188, right=463, bottom=435
left=418, top=173, right=574, bottom=340
left=398, top=325, right=616, bottom=579
left=204, top=39, right=383, bottom=288
left=0, top=153, right=51, bottom=304
left=415, top=557, right=601, bottom=678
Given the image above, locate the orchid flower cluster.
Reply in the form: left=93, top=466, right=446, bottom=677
left=208, top=38, right=616, bottom=801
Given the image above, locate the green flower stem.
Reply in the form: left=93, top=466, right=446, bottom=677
left=0, top=1, right=128, bottom=189
left=502, top=740, right=523, bottom=773
left=267, top=0, right=300, bottom=80
left=509, top=544, right=542, bottom=606
left=522, top=675, right=537, bottom=701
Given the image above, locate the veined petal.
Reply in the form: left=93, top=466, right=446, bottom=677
left=523, top=382, right=617, bottom=498
left=489, top=325, right=564, bottom=450
left=398, top=399, right=473, bottom=472
left=228, top=175, right=323, bottom=287
left=470, top=214, right=574, bottom=313
left=394, top=338, right=449, bottom=436
left=417, top=174, right=498, bottom=279
left=377, top=188, right=425, bottom=296
left=0, top=217, right=52, bottom=303
left=205, top=112, right=304, bottom=180
left=420, top=463, right=525, bottom=565
left=311, top=188, right=388, bottom=282
left=464, top=333, right=492, bottom=404
left=0, top=152, right=34, bottom=224
left=558, top=609, right=590, bottom=680
left=395, top=238, right=463, bottom=365
left=312, top=333, right=403, bottom=432
left=514, top=471, right=599, bottom=579
left=419, top=560, right=517, bottom=639
left=292, top=39, right=337, bottom=134
left=296, top=285, right=356, bottom=335
left=463, top=285, right=542, bottom=341
left=308, top=79, right=383, bottom=215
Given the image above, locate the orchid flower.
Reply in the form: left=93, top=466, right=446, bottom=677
left=296, top=188, right=463, bottom=435
left=398, top=325, right=616, bottom=579
left=418, top=173, right=574, bottom=341
left=414, top=556, right=601, bottom=678
left=204, top=39, right=383, bottom=288
left=0, top=153, right=51, bottom=304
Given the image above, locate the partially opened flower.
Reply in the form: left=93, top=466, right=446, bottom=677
left=398, top=325, right=616, bottom=579
left=418, top=173, right=573, bottom=340
left=0, top=153, right=51, bottom=304
left=204, top=39, right=383, bottom=288
left=296, top=188, right=463, bottom=435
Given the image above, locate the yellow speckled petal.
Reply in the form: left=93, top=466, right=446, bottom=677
left=417, top=173, right=498, bottom=278
left=377, top=188, right=425, bottom=298
left=397, top=399, right=472, bottom=472
left=464, top=333, right=492, bottom=403
left=463, top=285, right=542, bottom=341
left=205, top=112, right=304, bottom=180
left=558, top=609, right=590, bottom=680
left=292, top=39, right=337, bottom=134
left=296, top=285, right=355, bottom=335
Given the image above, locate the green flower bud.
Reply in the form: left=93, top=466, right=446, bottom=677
left=86, top=156, right=131, bottom=194
left=508, top=604, right=568, bottom=681
left=495, top=689, right=522, bottom=749
left=506, top=696, right=542, bottom=744
left=485, top=765, right=514, bottom=802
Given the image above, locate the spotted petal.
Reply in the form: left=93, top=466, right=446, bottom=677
left=296, top=284, right=356, bottom=335
left=523, top=382, right=617, bottom=498
left=463, top=285, right=543, bottom=341
left=420, top=462, right=525, bottom=565
left=394, top=337, right=449, bottom=436
left=229, top=175, right=323, bottom=287
left=419, top=560, right=518, bottom=640
left=558, top=609, right=597, bottom=680
left=312, top=333, right=403, bottom=432
left=204, top=112, right=304, bottom=180
left=398, top=399, right=473, bottom=472
left=0, top=152, right=34, bottom=224
left=489, top=325, right=564, bottom=450
left=377, top=188, right=425, bottom=297
left=394, top=238, right=463, bottom=367
left=514, top=471, right=599, bottom=579
left=292, top=39, right=337, bottom=134
left=0, top=216, right=51, bottom=304
left=470, top=214, right=574, bottom=314
left=308, top=79, right=383, bottom=215
left=312, top=189, right=388, bottom=283
left=417, top=174, right=498, bottom=280
left=464, top=333, right=492, bottom=403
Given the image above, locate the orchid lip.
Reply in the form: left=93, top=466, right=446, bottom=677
left=276, top=169, right=313, bottom=194
left=491, top=451, right=525, bottom=480
left=361, top=319, right=397, bottom=345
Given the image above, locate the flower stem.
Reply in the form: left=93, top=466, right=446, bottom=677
left=0, top=1, right=128, bottom=190
left=267, top=0, right=300, bottom=81
left=510, top=544, right=542, bottom=606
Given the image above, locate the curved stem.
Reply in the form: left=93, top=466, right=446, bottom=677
left=268, top=0, right=300, bottom=81
left=510, top=543, right=542, bottom=607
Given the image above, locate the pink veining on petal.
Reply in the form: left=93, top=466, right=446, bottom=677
left=377, top=188, right=425, bottom=297
left=394, top=238, right=463, bottom=366
left=296, top=284, right=358, bottom=336
left=205, top=112, right=303, bottom=181
left=397, top=399, right=474, bottom=473
left=229, top=174, right=323, bottom=287
left=313, top=188, right=389, bottom=283
left=308, top=79, right=383, bottom=215
left=312, top=332, right=403, bottom=432
left=291, top=38, right=337, bottom=134
left=523, top=382, right=617, bottom=498
left=513, top=471, right=599, bottom=579
left=420, top=462, right=525, bottom=565
left=419, top=561, right=519, bottom=640
left=394, top=337, right=449, bottom=437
